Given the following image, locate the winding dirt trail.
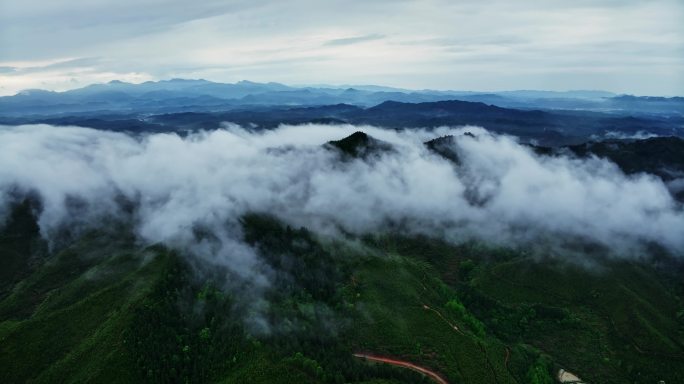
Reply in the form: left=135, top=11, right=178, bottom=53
left=353, top=353, right=449, bottom=384
left=422, top=304, right=464, bottom=335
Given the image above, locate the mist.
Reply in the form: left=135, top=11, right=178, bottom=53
left=1, top=123, right=683, bottom=284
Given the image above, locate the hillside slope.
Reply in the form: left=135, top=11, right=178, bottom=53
left=2, top=203, right=683, bottom=383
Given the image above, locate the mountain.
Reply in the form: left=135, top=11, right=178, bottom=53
left=70, top=79, right=293, bottom=98
left=423, top=133, right=684, bottom=205
left=2, top=79, right=681, bottom=149
left=532, top=136, right=684, bottom=178
left=3, top=128, right=684, bottom=383
left=605, top=95, right=684, bottom=116
left=2, top=198, right=683, bottom=383
left=497, top=90, right=616, bottom=100
left=325, top=131, right=395, bottom=159
left=2, top=79, right=682, bottom=118
left=3, top=96, right=682, bottom=146
left=424, top=135, right=463, bottom=164
left=531, top=136, right=684, bottom=201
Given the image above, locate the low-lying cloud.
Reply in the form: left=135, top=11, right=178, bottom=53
left=1, top=123, right=683, bottom=282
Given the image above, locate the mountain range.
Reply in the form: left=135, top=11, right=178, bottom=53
left=1, top=79, right=682, bottom=117
left=1, top=79, right=683, bottom=147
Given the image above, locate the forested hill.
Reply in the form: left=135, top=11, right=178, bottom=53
left=2, top=131, right=684, bottom=384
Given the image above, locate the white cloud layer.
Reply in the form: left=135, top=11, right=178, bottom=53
left=1, top=123, right=682, bottom=276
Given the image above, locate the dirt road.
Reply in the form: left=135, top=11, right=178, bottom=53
left=353, top=353, right=449, bottom=384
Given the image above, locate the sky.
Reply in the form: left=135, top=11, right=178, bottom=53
left=0, top=0, right=682, bottom=96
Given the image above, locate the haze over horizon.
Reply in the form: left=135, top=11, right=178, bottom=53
left=1, top=0, right=683, bottom=97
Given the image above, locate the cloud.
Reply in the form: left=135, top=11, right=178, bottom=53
left=0, top=57, right=153, bottom=95
left=601, top=130, right=661, bottom=140
left=324, top=34, right=385, bottom=46
left=1, top=0, right=682, bottom=95
left=0, top=57, right=102, bottom=76
left=2, top=122, right=683, bottom=330
left=1, top=123, right=682, bottom=260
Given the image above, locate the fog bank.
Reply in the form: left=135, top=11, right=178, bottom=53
left=1, top=123, right=682, bottom=282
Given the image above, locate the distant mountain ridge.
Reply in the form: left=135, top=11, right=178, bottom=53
left=1, top=79, right=683, bottom=147
left=2, top=98, right=683, bottom=146
left=2, top=78, right=682, bottom=117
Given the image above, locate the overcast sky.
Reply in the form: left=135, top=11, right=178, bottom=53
left=0, top=0, right=682, bottom=96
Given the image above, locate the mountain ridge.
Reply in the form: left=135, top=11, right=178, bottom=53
left=2, top=79, right=682, bottom=118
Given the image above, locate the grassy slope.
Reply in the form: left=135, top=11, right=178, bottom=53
left=345, top=254, right=517, bottom=384
left=400, top=235, right=684, bottom=383
left=0, top=200, right=46, bottom=298
left=469, top=257, right=684, bottom=384
left=0, top=235, right=167, bottom=383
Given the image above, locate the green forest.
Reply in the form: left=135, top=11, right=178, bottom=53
left=2, top=201, right=683, bottom=383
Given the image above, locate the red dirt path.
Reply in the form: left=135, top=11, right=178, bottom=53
left=353, top=353, right=449, bottom=384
